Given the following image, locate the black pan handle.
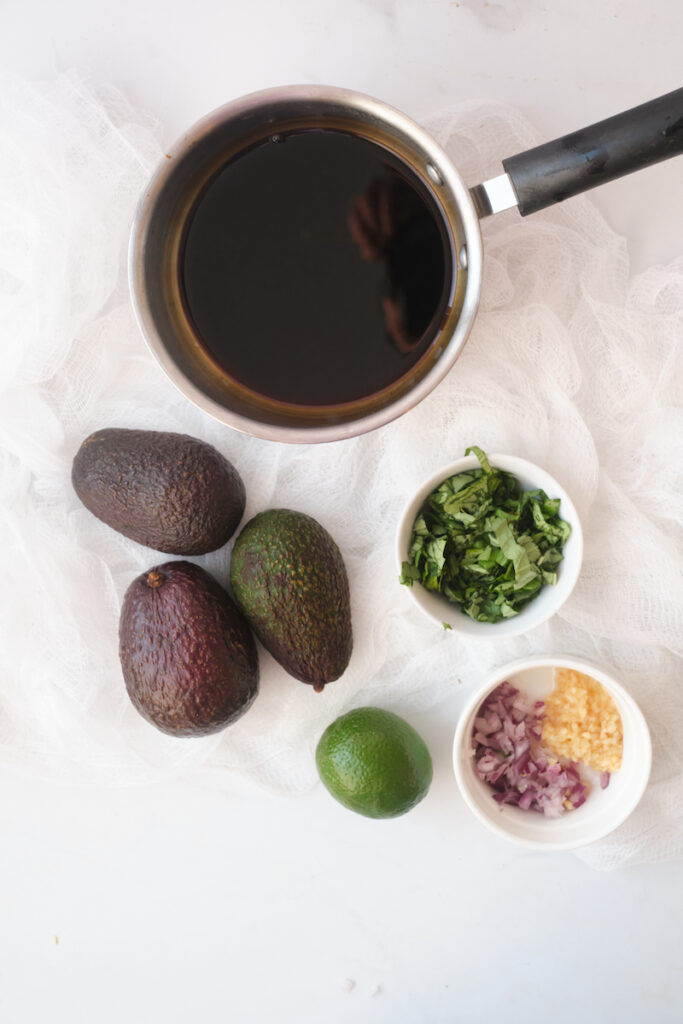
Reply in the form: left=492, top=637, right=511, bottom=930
left=501, top=88, right=683, bottom=216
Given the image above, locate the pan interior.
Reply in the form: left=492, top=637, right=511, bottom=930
left=135, top=92, right=473, bottom=434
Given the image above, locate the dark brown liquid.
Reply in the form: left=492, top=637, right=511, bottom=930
left=180, top=129, right=452, bottom=406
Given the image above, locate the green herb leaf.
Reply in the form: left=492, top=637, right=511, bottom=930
left=399, top=561, right=420, bottom=587
left=401, top=447, right=572, bottom=624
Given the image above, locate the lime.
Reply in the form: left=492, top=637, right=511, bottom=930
left=315, top=707, right=433, bottom=818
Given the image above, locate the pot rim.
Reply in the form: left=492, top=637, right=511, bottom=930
left=128, top=84, right=484, bottom=444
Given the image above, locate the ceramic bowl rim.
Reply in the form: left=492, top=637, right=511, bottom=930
left=451, top=654, right=652, bottom=850
left=395, top=452, right=584, bottom=637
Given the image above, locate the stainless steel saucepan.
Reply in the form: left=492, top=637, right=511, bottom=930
left=129, top=86, right=683, bottom=443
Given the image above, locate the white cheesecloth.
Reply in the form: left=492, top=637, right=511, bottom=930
left=0, top=71, right=681, bottom=870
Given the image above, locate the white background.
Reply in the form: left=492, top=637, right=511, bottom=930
left=2, top=2, right=682, bottom=1022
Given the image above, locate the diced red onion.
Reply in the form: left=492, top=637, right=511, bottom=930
left=471, top=681, right=589, bottom=817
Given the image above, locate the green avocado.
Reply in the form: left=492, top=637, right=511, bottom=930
left=72, top=428, right=245, bottom=555
left=119, top=561, right=258, bottom=736
left=229, top=509, right=352, bottom=691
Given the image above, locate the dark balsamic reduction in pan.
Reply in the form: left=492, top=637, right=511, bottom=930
left=180, top=129, right=452, bottom=406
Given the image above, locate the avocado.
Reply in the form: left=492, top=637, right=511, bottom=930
left=119, top=561, right=258, bottom=736
left=229, top=509, right=352, bottom=691
left=72, top=428, right=245, bottom=555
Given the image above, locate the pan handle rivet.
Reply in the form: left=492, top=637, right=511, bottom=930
left=426, top=162, right=443, bottom=185
left=458, top=245, right=468, bottom=269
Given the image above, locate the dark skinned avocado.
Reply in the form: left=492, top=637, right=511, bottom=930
left=229, top=509, right=352, bottom=691
left=119, top=561, right=258, bottom=736
left=72, top=428, right=245, bottom=555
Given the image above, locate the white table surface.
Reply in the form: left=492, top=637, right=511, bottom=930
left=2, top=3, right=682, bottom=1022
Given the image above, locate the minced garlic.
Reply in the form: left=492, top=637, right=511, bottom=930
left=541, top=668, right=623, bottom=774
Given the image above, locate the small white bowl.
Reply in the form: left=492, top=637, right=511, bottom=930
left=396, top=453, right=583, bottom=637
left=452, top=656, right=652, bottom=850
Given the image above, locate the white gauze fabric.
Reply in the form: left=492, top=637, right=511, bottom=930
left=1, top=72, right=681, bottom=870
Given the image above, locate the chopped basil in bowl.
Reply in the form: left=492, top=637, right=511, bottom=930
left=396, top=447, right=582, bottom=637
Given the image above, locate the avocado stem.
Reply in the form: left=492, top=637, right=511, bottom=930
left=146, top=571, right=166, bottom=589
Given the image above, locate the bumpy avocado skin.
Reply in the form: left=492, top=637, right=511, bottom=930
left=229, top=509, right=352, bottom=690
left=72, top=428, right=245, bottom=555
left=119, top=561, right=259, bottom=736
